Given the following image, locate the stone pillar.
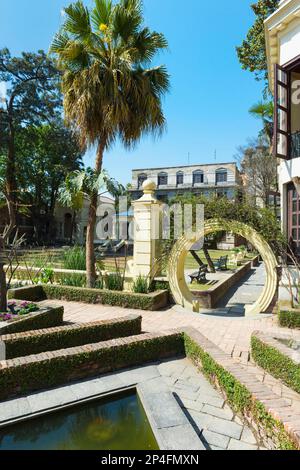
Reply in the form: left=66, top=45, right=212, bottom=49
left=127, top=180, right=162, bottom=278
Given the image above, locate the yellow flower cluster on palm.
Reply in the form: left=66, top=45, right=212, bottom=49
left=99, top=23, right=108, bottom=32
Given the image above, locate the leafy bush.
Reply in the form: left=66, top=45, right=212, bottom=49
left=132, top=275, right=149, bottom=294
left=63, top=246, right=86, bottom=270
left=104, top=273, right=123, bottom=291
left=8, top=284, right=169, bottom=311
left=279, top=309, right=300, bottom=329
left=33, top=268, right=54, bottom=284
left=60, top=273, right=86, bottom=287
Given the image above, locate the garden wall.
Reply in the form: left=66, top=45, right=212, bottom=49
left=1, top=314, right=142, bottom=359
left=0, top=331, right=183, bottom=400
left=8, top=284, right=169, bottom=311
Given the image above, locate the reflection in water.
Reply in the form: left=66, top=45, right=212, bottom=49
left=0, top=391, right=158, bottom=450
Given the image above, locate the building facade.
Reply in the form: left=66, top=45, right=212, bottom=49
left=129, top=162, right=242, bottom=202
left=265, top=0, right=300, bottom=246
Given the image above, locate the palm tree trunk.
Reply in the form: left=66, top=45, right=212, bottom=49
left=86, top=140, right=106, bottom=288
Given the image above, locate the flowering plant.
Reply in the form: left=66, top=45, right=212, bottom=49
left=0, top=301, right=39, bottom=321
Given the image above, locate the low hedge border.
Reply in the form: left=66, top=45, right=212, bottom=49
left=279, top=308, right=300, bottom=329
left=183, top=327, right=298, bottom=450
left=0, top=306, right=64, bottom=335
left=8, top=285, right=169, bottom=311
left=1, top=314, right=142, bottom=359
left=0, top=331, right=184, bottom=400
left=251, top=332, right=300, bottom=395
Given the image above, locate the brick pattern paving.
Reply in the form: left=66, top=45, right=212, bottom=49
left=41, top=299, right=300, bottom=411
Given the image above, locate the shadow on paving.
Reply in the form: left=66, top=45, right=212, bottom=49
left=212, top=264, right=266, bottom=318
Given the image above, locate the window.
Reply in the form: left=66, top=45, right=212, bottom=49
left=193, top=170, right=204, bottom=185
left=216, top=169, right=227, bottom=184
left=176, top=171, right=184, bottom=185
left=273, top=58, right=300, bottom=160
left=138, top=173, right=147, bottom=188
left=274, top=64, right=290, bottom=159
left=158, top=172, right=168, bottom=186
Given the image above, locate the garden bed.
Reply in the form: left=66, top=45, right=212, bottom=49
left=0, top=314, right=142, bottom=359
left=0, top=304, right=64, bottom=335
left=8, top=284, right=169, bottom=311
left=0, top=331, right=183, bottom=400
left=251, top=331, right=300, bottom=395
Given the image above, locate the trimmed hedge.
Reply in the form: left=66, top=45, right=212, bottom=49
left=279, top=309, right=300, bottom=329
left=8, top=284, right=168, bottom=311
left=0, top=306, right=64, bottom=335
left=0, top=333, right=184, bottom=400
left=251, top=335, right=300, bottom=395
left=2, top=315, right=142, bottom=359
left=184, top=333, right=296, bottom=450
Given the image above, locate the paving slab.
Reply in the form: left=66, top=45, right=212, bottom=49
left=201, top=429, right=230, bottom=449
left=208, top=417, right=243, bottom=440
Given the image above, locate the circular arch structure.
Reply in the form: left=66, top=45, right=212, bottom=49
left=167, top=219, right=278, bottom=316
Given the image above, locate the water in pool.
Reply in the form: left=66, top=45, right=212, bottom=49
left=0, top=391, right=159, bottom=450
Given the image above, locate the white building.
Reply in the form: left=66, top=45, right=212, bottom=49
left=129, top=162, right=242, bottom=202
left=265, top=0, right=300, bottom=246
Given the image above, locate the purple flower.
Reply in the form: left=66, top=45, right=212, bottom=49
left=8, top=301, right=17, bottom=307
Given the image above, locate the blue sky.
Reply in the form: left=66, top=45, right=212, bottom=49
left=0, top=0, right=264, bottom=185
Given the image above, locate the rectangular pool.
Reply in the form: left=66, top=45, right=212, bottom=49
left=0, top=391, right=159, bottom=450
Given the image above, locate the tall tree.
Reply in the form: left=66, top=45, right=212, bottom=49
left=15, top=122, right=84, bottom=242
left=0, top=49, right=61, bottom=223
left=236, top=137, right=277, bottom=208
left=50, top=0, right=170, bottom=287
left=236, top=0, right=279, bottom=84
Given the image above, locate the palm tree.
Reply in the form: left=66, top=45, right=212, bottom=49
left=59, top=169, right=125, bottom=246
left=50, top=0, right=169, bottom=287
left=249, top=101, right=274, bottom=144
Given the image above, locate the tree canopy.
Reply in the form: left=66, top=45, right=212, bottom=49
left=236, top=0, right=279, bottom=84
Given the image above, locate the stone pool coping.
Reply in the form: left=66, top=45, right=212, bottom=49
left=0, top=362, right=205, bottom=451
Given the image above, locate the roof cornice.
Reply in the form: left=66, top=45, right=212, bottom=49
left=265, top=0, right=300, bottom=90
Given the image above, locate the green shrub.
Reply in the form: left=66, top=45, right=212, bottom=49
left=0, top=333, right=183, bottom=400
left=279, top=309, right=300, bottom=329
left=104, top=273, right=123, bottom=291
left=3, top=315, right=142, bottom=359
left=132, top=275, right=149, bottom=294
left=8, top=284, right=169, bottom=311
left=60, top=273, right=86, bottom=287
left=63, top=246, right=86, bottom=270
left=251, top=335, right=300, bottom=395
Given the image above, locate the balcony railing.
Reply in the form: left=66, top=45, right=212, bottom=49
left=291, top=131, right=300, bottom=159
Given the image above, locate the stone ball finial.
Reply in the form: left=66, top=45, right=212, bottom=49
left=142, top=179, right=156, bottom=194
